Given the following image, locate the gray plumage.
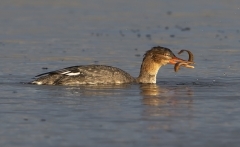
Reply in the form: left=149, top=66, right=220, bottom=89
left=31, top=65, right=135, bottom=85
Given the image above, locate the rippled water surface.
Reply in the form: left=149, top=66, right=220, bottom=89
left=1, top=0, right=240, bottom=146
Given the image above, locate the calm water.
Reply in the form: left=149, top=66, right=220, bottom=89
left=1, top=0, right=240, bottom=146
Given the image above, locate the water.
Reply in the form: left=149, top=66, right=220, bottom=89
left=1, top=0, right=240, bottom=146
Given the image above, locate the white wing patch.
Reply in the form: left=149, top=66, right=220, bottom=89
left=61, top=71, right=81, bottom=76
left=66, top=72, right=81, bottom=76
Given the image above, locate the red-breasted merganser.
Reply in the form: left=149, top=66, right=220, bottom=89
left=30, top=46, right=194, bottom=85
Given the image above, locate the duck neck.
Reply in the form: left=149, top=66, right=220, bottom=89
left=136, top=56, right=162, bottom=83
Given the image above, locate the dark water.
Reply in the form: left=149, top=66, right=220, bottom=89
left=1, top=0, right=240, bottom=146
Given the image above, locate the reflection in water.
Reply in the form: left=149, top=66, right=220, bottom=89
left=140, top=84, right=193, bottom=106
left=27, top=84, right=134, bottom=108
left=139, top=84, right=194, bottom=133
left=65, top=84, right=131, bottom=96
left=140, top=84, right=193, bottom=119
left=140, top=84, right=172, bottom=106
left=140, top=84, right=163, bottom=96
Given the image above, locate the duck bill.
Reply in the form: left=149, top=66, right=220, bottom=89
left=169, top=56, right=187, bottom=64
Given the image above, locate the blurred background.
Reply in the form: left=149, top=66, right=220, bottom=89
left=0, top=0, right=240, bottom=147
left=1, top=0, right=239, bottom=78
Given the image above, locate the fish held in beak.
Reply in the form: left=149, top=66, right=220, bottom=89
left=173, top=50, right=195, bottom=72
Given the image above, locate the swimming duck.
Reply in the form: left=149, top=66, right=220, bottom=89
left=30, top=46, right=194, bottom=85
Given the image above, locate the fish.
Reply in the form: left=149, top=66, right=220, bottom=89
left=174, top=50, right=195, bottom=72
